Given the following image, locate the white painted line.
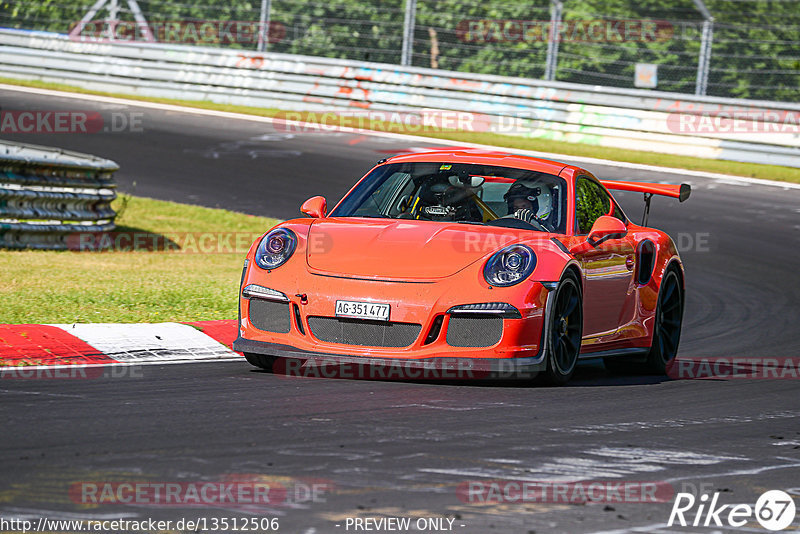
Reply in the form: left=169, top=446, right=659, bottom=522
left=0, top=389, right=84, bottom=398
left=550, top=411, right=800, bottom=435
left=590, top=447, right=743, bottom=465
left=50, top=322, right=238, bottom=362
left=3, top=83, right=799, bottom=191
left=664, top=458, right=800, bottom=484
left=419, top=447, right=746, bottom=483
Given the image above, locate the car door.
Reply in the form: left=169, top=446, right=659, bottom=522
left=573, top=176, right=636, bottom=338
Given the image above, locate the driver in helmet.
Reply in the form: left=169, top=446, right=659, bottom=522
left=504, top=182, right=539, bottom=221
left=502, top=181, right=554, bottom=229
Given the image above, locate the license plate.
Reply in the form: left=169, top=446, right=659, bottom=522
left=335, top=300, right=390, bottom=321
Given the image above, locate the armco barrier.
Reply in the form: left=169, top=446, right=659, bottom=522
left=0, top=140, right=118, bottom=249
left=1, top=28, right=800, bottom=167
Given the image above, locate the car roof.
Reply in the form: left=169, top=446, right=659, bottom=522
left=381, top=149, right=582, bottom=178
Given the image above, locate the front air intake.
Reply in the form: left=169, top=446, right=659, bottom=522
left=308, top=317, right=421, bottom=347
left=446, top=316, right=503, bottom=347
left=249, top=299, right=291, bottom=333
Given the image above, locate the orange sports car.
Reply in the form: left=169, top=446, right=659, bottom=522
left=234, top=150, right=690, bottom=384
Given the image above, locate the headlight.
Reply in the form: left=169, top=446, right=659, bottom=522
left=483, top=244, right=536, bottom=287
left=255, top=228, right=297, bottom=269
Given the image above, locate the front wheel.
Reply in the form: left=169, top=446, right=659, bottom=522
left=644, top=268, right=684, bottom=374
left=543, top=273, right=583, bottom=386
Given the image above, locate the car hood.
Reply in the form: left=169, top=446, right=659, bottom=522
left=305, top=218, right=542, bottom=279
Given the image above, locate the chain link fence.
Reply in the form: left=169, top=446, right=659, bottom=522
left=2, top=0, right=798, bottom=101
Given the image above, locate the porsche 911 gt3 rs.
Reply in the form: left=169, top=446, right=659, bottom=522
left=233, top=149, right=690, bottom=384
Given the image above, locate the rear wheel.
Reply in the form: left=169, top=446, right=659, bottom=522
left=645, top=268, right=683, bottom=374
left=603, top=267, right=683, bottom=375
left=543, top=273, right=583, bottom=385
left=244, top=352, right=277, bottom=372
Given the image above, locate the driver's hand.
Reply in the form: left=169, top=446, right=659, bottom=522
left=513, top=208, right=535, bottom=223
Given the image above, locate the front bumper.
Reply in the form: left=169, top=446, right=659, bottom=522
left=234, top=252, right=556, bottom=379
left=233, top=280, right=552, bottom=380
left=233, top=336, right=547, bottom=379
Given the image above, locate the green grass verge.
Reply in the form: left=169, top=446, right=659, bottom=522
left=3, top=76, right=800, bottom=184
left=0, top=195, right=280, bottom=324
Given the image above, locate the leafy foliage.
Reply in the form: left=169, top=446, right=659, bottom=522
left=575, top=178, right=610, bottom=234
left=3, top=0, right=798, bottom=100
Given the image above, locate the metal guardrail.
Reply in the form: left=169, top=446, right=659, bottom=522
left=2, top=28, right=800, bottom=168
left=0, top=140, right=118, bottom=249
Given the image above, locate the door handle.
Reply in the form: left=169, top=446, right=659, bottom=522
left=625, top=256, right=635, bottom=271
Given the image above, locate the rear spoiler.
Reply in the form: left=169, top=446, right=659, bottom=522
left=600, top=180, right=691, bottom=226
left=600, top=180, right=691, bottom=202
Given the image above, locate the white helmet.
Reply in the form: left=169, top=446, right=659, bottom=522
left=535, top=183, right=553, bottom=220
left=504, top=180, right=552, bottom=220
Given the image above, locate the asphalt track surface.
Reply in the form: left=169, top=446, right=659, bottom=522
left=1, top=88, right=799, bottom=533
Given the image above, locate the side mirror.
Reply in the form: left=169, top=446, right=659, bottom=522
left=300, top=196, right=327, bottom=218
left=569, top=215, right=627, bottom=255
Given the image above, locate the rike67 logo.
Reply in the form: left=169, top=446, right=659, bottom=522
left=669, top=489, right=796, bottom=531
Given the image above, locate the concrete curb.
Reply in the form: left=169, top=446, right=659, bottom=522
left=0, top=320, right=241, bottom=369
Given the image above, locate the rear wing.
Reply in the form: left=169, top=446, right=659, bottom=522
left=600, top=180, right=691, bottom=202
left=600, top=180, right=691, bottom=226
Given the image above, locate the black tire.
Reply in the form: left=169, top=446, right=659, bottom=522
left=543, top=272, right=583, bottom=386
left=603, top=267, right=684, bottom=375
left=644, top=267, right=684, bottom=374
left=243, top=352, right=277, bottom=372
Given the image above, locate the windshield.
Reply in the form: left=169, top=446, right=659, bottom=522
left=329, top=162, right=568, bottom=233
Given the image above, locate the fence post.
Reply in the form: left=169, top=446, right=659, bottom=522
left=401, top=0, right=417, bottom=66
left=692, top=0, right=713, bottom=96
left=545, top=0, right=563, bottom=81
left=695, top=19, right=714, bottom=96
left=107, top=0, right=119, bottom=39
left=257, top=0, right=272, bottom=53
